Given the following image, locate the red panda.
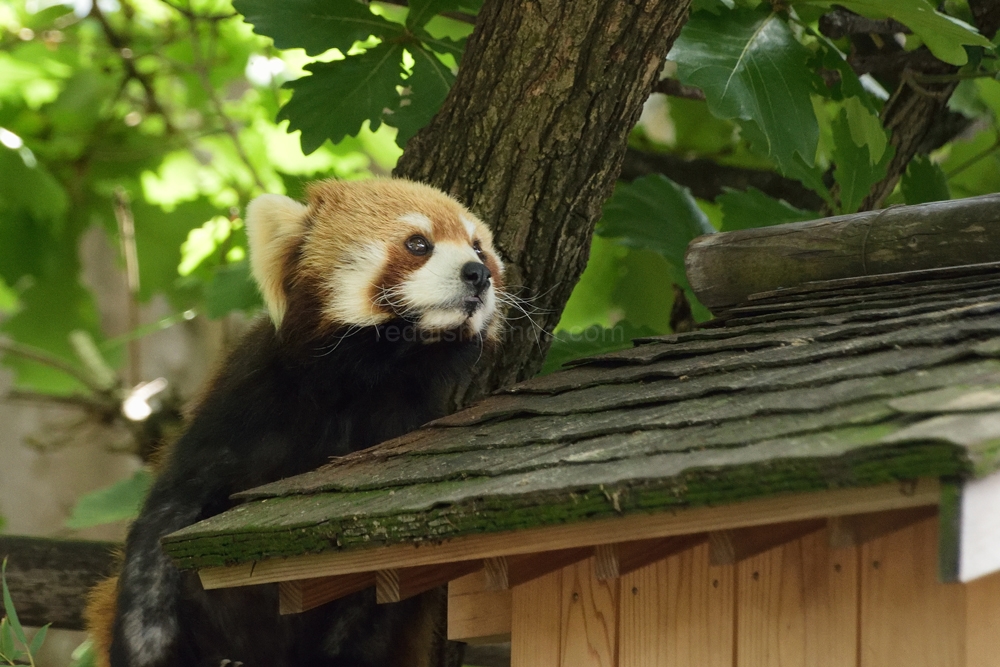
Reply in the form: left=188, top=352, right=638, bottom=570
left=86, top=178, right=505, bottom=667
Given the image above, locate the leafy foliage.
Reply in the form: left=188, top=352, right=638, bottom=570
left=1, top=558, right=48, bottom=667
left=65, top=469, right=152, bottom=530
left=0, top=2, right=999, bottom=650
left=670, top=7, right=823, bottom=174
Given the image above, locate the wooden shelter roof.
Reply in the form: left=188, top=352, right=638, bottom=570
left=162, top=260, right=1000, bottom=572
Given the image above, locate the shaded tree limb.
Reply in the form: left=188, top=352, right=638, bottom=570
left=856, top=1, right=1000, bottom=211
left=395, top=0, right=693, bottom=406
left=619, top=147, right=825, bottom=210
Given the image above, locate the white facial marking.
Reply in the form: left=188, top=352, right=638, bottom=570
left=395, top=239, right=497, bottom=335
left=399, top=212, right=434, bottom=235
left=328, top=242, right=391, bottom=326
left=460, top=215, right=477, bottom=240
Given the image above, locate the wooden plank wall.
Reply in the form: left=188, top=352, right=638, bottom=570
left=477, top=517, right=1000, bottom=667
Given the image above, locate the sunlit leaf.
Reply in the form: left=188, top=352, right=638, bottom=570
left=669, top=7, right=822, bottom=173
left=389, top=46, right=454, bottom=148
left=795, top=0, right=993, bottom=66
left=234, top=0, right=403, bottom=55
left=279, top=43, right=406, bottom=154
left=407, top=0, right=464, bottom=28
left=178, top=217, right=237, bottom=277
left=831, top=107, right=895, bottom=213
left=65, top=469, right=152, bottom=530
left=842, top=96, right=888, bottom=164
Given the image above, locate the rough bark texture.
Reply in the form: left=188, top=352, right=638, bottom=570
left=395, top=0, right=692, bottom=406
left=0, top=536, right=118, bottom=630
left=856, top=1, right=1000, bottom=211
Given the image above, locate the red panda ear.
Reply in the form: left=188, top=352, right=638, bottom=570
left=245, top=194, right=308, bottom=326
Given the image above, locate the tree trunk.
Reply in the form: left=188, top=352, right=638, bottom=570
left=395, top=0, right=692, bottom=406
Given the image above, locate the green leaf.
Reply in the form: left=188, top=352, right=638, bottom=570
left=1, top=560, right=26, bottom=647
left=0, top=148, right=68, bottom=227
left=540, top=322, right=659, bottom=375
left=0, top=617, right=16, bottom=663
left=718, top=187, right=818, bottom=231
left=234, top=0, right=403, bottom=55
left=69, top=639, right=97, bottom=667
left=831, top=107, right=895, bottom=214
left=0, top=276, right=18, bottom=316
left=28, top=624, right=49, bottom=656
left=691, top=0, right=735, bottom=13
left=279, top=43, right=405, bottom=154
left=597, top=175, right=714, bottom=287
left=204, top=262, right=264, bottom=319
left=407, top=0, right=464, bottom=29
left=415, top=28, right=466, bottom=61
left=132, top=199, right=227, bottom=305
left=796, top=0, right=993, bottom=66
left=669, top=7, right=822, bottom=173
left=901, top=155, right=950, bottom=205
left=842, top=95, right=888, bottom=164
left=389, top=47, right=454, bottom=148
left=65, top=469, right=152, bottom=530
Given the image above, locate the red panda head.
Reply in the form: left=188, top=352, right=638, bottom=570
left=245, top=178, right=505, bottom=343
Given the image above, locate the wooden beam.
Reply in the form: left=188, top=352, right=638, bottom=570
left=966, top=570, right=1000, bottom=667
left=684, top=194, right=1000, bottom=311
left=511, top=559, right=617, bottom=667
left=448, top=570, right=512, bottom=644
left=859, top=516, right=965, bottom=667
left=619, top=541, right=733, bottom=667
left=198, top=479, right=940, bottom=590
left=828, top=505, right=937, bottom=549
left=736, top=528, right=858, bottom=667
left=0, top=536, right=118, bottom=630
left=277, top=572, right=374, bottom=615
left=709, top=519, right=825, bottom=565
left=595, top=533, right=706, bottom=580
left=375, top=560, right=482, bottom=604
left=484, top=547, right=592, bottom=590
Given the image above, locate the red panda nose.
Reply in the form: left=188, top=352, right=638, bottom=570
left=461, top=261, right=491, bottom=294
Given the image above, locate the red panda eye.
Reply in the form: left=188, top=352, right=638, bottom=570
left=405, top=235, right=431, bottom=256
left=473, top=240, right=485, bottom=260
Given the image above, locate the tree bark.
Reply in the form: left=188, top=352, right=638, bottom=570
left=0, top=536, right=118, bottom=630
left=395, top=0, right=692, bottom=406
left=857, top=1, right=1000, bottom=211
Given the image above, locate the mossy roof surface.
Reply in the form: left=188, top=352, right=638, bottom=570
left=163, top=263, right=1000, bottom=569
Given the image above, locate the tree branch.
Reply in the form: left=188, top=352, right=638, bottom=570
left=620, top=147, right=824, bottom=210
left=652, top=78, right=705, bottom=100
left=0, top=341, right=111, bottom=397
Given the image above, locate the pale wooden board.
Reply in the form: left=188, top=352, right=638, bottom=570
left=965, top=569, right=1000, bottom=667
left=559, top=558, right=618, bottom=667
left=736, top=528, right=857, bottom=667
left=198, top=480, right=940, bottom=589
left=860, top=517, right=966, bottom=667
left=447, top=570, right=512, bottom=644
left=618, top=542, right=733, bottom=667
left=511, top=568, right=562, bottom=667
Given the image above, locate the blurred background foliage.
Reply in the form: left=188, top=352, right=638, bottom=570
left=0, top=0, right=998, bottom=607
